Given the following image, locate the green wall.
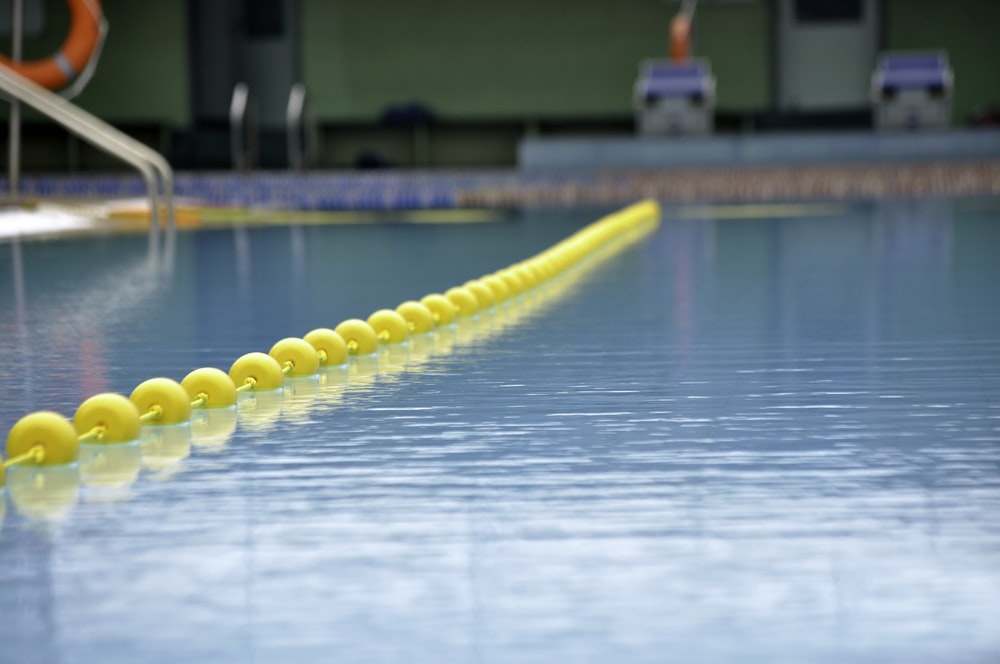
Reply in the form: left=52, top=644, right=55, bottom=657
left=11, top=0, right=188, bottom=126
left=76, top=0, right=189, bottom=125
left=302, top=0, right=771, bottom=121
left=5, top=1, right=998, bottom=131
left=886, top=0, right=1000, bottom=124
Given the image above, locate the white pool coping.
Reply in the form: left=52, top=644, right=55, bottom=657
left=0, top=205, right=104, bottom=241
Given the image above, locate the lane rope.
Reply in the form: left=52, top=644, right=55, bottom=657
left=1, top=200, right=661, bottom=480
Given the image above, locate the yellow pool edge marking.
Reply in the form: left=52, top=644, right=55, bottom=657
left=673, top=202, right=849, bottom=221
left=105, top=204, right=507, bottom=228
left=1, top=199, right=661, bottom=488
left=0, top=201, right=512, bottom=243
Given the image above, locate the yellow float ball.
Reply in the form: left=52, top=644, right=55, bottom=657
left=304, top=328, right=348, bottom=366
left=130, top=378, right=192, bottom=425
left=6, top=411, right=79, bottom=466
left=496, top=269, right=524, bottom=296
left=532, top=261, right=550, bottom=281
left=396, top=300, right=436, bottom=334
left=532, top=259, right=553, bottom=282
left=269, top=337, right=321, bottom=377
left=334, top=318, right=379, bottom=356
left=367, top=309, right=410, bottom=344
left=419, top=293, right=457, bottom=326
left=445, top=286, right=479, bottom=317
left=482, top=275, right=510, bottom=303
left=463, top=280, right=495, bottom=310
left=74, top=393, right=142, bottom=443
left=181, top=367, right=238, bottom=408
left=229, top=352, right=285, bottom=391
left=513, top=265, right=538, bottom=290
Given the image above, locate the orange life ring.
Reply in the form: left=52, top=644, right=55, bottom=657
left=0, top=0, right=103, bottom=90
left=669, top=14, right=691, bottom=63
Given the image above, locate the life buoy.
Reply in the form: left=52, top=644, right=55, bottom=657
left=0, top=0, right=103, bottom=91
left=669, top=14, right=691, bottom=63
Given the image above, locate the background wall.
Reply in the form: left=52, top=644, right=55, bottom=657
left=74, top=0, right=189, bottom=126
left=1, top=0, right=997, bottom=169
left=0, top=0, right=187, bottom=169
left=885, top=0, right=1000, bottom=125
left=301, top=0, right=770, bottom=120
left=9, top=0, right=189, bottom=126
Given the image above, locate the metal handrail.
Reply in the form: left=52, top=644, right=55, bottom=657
left=8, top=0, right=25, bottom=196
left=286, top=83, right=305, bottom=171
left=229, top=82, right=258, bottom=171
left=286, top=82, right=317, bottom=171
left=0, top=65, right=175, bottom=231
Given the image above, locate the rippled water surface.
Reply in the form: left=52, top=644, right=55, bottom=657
left=1, top=200, right=999, bottom=663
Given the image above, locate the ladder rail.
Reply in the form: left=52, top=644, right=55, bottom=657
left=286, top=82, right=306, bottom=171
left=286, top=82, right=318, bottom=171
left=230, top=82, right=258, bottom=172
left=0, top=64, right=174, bottom=230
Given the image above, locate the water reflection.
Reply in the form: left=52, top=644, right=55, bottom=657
left=6, top=465, right=80, bottom=522
left=190, top=407, right=239, bottom=450
left=140, top=424, right=192, bottom=478
left=0, top=224, right=178, bottom=420
left=282, top=376, right=323, bottom=423
left=646, top=200, right=964, bottom=355
left=0, top=201, right=998, bottom=663
left=79, top=441, right=143, bottom=497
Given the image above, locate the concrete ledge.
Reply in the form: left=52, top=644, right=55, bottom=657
left=519, top=129, right=1000, bottom=171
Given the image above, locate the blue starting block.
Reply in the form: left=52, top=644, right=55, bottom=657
left=634, top=59, right=715, bottom=136
left=871, top=52, right=953, bottom=130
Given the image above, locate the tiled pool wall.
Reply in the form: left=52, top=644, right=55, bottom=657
left=5, top=160, right=1000, bottom=212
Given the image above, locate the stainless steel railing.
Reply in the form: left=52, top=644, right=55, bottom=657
left=230, top=82, right=258, bottom=172
left=286, top=82, right=317, bottom=171
left=0, top=65, right=175, bottom=231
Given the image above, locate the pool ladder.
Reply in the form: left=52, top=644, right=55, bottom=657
left=0, top=64, right=175, bottom=232
left=230, top=82, right=317, bottom=171
left=286, top=83, right=318, bottom=171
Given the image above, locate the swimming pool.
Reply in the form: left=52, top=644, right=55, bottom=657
left=1, top=198, right=999, bottom=663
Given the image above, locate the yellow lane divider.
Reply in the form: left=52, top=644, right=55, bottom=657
left=0, top=200, right=661, bottom=489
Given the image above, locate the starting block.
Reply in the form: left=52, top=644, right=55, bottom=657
left=634, top=59, right=715, bottom=136
left=871, top=52, right=953, bottom=130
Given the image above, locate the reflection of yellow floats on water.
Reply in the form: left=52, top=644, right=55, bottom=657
left=403, top=332, right=436, bottom=371
left=236, top=390, right=284, bottom=433
left=312, top=365, right=350, bottom=412
left=347, top=354, right=380, bottom=388
left=319, top=365, right=350, bottom=389
left=282, top=376, right=322, bottom=424
left=190, top=407, right=238, bottom=450
left=79, top=441, right=142, bottom=501
left=1, top=200, right=661, bottom=518
left=429, top=323, right=458, bottom=358
left=140, top=425, right=191, bottom=481
left=377, top=344, right=410, bottom=377
left=6, top=465, right=81, bottom=522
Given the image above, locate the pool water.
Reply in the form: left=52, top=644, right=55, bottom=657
left=0, top=200, right=998, bottom=663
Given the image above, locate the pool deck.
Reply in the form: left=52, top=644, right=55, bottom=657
left=519, top=128, right=1000, bottom=170
left=1, top=129, right=999, bottom=242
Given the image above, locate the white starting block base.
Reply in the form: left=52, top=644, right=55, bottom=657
left=875, top=88, right=952, bottom=131
left=637, top=98, right=713, bottom=136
